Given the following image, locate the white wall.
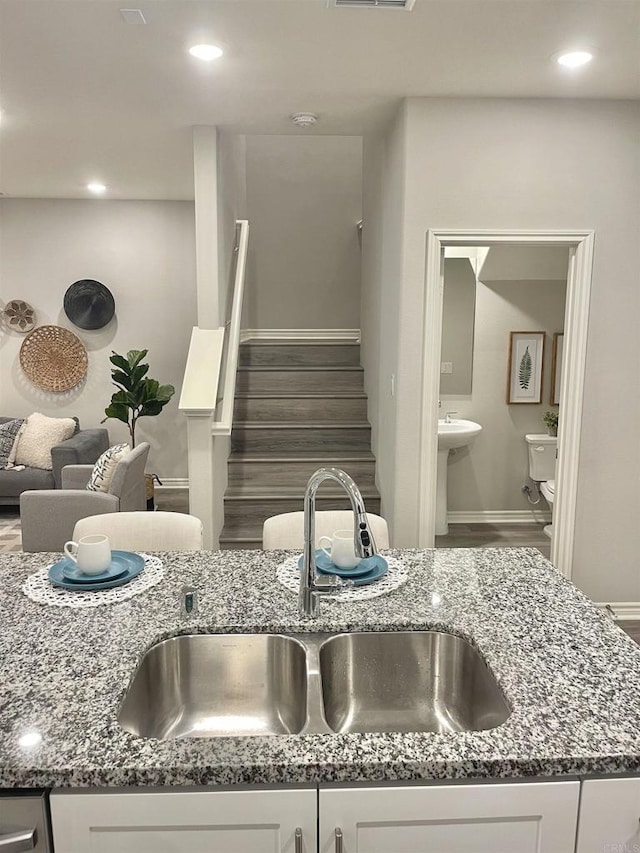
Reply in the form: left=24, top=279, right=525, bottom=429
left=217, top=132, right=247, bottom=326
left=0, top=199, right=196, bottom=479
left=244, top=135, right=362, bottom=329
left=362, top=98, right=640, bottom=602
left=444, top=277, right=566, bottom=513
left=360, top=109, right=406, bottom=528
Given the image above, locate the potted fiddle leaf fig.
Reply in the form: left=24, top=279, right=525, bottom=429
left=102, top=349, right=175, bottom=448
left=542, top=410, right=559, bottom=437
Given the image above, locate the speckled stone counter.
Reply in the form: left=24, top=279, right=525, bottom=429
left=1, top=547, right=639, bottom=788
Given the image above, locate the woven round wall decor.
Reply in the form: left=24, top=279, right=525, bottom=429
left=3, top=300, right=36, bottom=333
left=19, top=325, right=88, bottom=392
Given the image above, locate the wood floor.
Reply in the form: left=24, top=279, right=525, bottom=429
left=436, top=523, right=551, bottom=560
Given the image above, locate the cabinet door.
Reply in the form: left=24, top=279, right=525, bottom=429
left=319, top=781, right=580, bottom=853
left=51, top=788, right=316, bottom=853
left=576, top=778, right=640, bottom=852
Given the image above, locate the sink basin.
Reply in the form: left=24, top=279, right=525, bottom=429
left=118, top=634, right=307, bottom=738
left=438, top=418, right=482, bottom=450
left=319, top=631, right=511, bottom=735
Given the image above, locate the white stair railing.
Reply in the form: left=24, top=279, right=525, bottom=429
left=179, top=220, right=249, bottom=548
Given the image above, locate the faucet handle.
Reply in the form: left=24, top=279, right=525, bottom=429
left=314, top=575, right=354, bottom=592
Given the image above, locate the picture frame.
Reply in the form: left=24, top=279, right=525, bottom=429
left=550, top=332, right=564, bottom=405
left=507, top=331, right=545, bottom=404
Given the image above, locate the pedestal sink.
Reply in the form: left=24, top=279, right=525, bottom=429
left=436, top=419, right=482, bottom=536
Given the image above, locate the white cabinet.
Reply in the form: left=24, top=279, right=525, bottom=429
left=319, top=781, right=580, bottom=853
left=576, top=777, right=640, bottom=852
left=50, top=787, right=317, bottom=853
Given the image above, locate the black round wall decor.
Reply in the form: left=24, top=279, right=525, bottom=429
left=63, top=279, right=115, bottom=330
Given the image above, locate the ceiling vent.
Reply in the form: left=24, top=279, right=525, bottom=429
left=333, top=0, right=416, bottom=9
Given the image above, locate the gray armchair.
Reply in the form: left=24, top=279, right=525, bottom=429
left=20, top=443, right=151, bottom=552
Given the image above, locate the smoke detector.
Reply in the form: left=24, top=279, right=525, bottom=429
left=290, top=112, right=318, bottom=128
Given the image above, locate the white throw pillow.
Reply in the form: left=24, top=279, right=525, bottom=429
left=86, top=443, right=131, bottom=493
left=14, top=412, right=76, bottom=470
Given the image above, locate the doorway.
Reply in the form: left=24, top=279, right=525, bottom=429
left=418, top=230, right=595, bottom=579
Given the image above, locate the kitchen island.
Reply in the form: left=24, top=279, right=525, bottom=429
left=1, top=546, right=639, bottom=788
left=1, top=547, right=640, bottom=851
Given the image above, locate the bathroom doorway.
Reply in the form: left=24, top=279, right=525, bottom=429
left=435, top=245, right=570, bottom=559
left=418, top=230, right=594, bottom=580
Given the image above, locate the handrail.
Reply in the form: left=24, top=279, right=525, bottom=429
left=212, top=219, right=249, bottom=434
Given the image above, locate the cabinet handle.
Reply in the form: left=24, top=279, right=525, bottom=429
left=294, top=826, right=303, bottom=853
left=335, top=827, right=343, bottom=853
left=0, top=827, right=37, bottom=851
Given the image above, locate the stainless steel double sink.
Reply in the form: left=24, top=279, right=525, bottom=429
left=118, top=631, right=511, bottom=740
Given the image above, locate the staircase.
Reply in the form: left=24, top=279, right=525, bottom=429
left=220, top=340, right=381, bottom=549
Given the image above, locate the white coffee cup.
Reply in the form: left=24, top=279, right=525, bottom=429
left=63, top=534, right=112, bottom=575
left=318, top=529, right=360, bottom=569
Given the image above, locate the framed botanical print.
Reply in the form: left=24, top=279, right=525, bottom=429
left=507, top=331, right=545, bottom=404
left=551, top=332, right=564, bottom=405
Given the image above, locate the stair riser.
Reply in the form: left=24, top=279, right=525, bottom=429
left=227, top=459, right=377, bottom=490
left=234, top=396, right=368, bottom=422
left=236, top=370, right=364, bottom=394
left=239, top=344, right=360, bottom=368
left=232, top=427, right=371, bottom=454
left=223, top=496, right=382, bottom=536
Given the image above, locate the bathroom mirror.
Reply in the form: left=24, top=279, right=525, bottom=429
left=440, top=250, right=480, bottom=395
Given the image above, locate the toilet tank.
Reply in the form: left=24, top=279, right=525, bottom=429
left=525, top=434, right=557, bottom=482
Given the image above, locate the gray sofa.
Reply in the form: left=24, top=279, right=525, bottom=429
left=0, top=417, right=110, bottom=505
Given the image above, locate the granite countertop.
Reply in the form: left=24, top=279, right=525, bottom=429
left=1, top=547, right=640, bottom=788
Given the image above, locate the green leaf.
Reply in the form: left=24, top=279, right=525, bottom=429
left=109, top=353, right=130, bottom=372
left=103, top=402, right=130, bottom=424
left=139, top=401, right=164, bottom=417
left=127, top=349, right=148, bottom=369
left=130, top=364, right=149, bottom=385
left=111, top=370, right=132, bottom=391
left=156, top=384, right=175, bottom=403
left=519, top=347, right=532, bottom=390
left=143, top=379, right=160, bottom=401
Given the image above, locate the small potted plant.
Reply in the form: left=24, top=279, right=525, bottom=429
left=542, top=410, right=558, bottom=437
left=102, top=349, right=175, bottom=508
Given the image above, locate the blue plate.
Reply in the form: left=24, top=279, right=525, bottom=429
left=297, top=550, right=373, bottom=577
left=62, top=559, right=128, bottom=584
left=297, top=551, right=388, bottom=584
left=49, top=551, right=145, bottom=591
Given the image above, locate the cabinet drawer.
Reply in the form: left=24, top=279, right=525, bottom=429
left=51, top=788, right=317, bottom=853
left=320, top=781, right=580, bottom=853
left=577, top=778, right=640, bottom=853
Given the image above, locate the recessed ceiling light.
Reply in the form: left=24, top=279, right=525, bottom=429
left=87, top=182, right=107, bottom=194
left=556, top=50, right=593, bottom=69
left=188, top=44, right=223, bottom=62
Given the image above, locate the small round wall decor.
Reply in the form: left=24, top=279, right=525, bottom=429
left=63, top=279, right=115, bottom=330
left=20, top=325, right=88, bottom=392
left=3, top=300, right=36, bottom=333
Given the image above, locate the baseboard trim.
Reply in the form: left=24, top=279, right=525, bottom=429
left=240, top=329, right=360, bottom=342
left=155, top=478, right=189, bottom=491
left=595, top=602, right=640, bottom=621
left=447, top=510, right=552, bottom=524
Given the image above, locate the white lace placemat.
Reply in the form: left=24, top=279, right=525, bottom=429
left=277, top=555, right=408, bottom=602
left=22, top=553, right=164, bottom=609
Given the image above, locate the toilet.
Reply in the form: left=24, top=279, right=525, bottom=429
left=525, top=433, right=557, bottom=539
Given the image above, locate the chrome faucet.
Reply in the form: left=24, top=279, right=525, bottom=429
left=444, top=411, right=458, bottom=424
left=300, top=467, right=378, bottom=618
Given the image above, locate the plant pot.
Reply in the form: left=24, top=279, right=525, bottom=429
left=547, top=426, right=558, bottom=437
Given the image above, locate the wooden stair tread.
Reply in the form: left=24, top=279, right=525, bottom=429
left=237, top=365, right=363, bottom=372
left=234, top=392, right=367, bottom=399
left=229, top=451, right=375, bottom=461
left=240, top=339, right=359, bottom=345
left=233, top=421, right=370, bottom=429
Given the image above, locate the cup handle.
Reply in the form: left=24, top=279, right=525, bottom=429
left=318, top=536, right=332, bottom=560
left=63, top=541, right=78, bottom=564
